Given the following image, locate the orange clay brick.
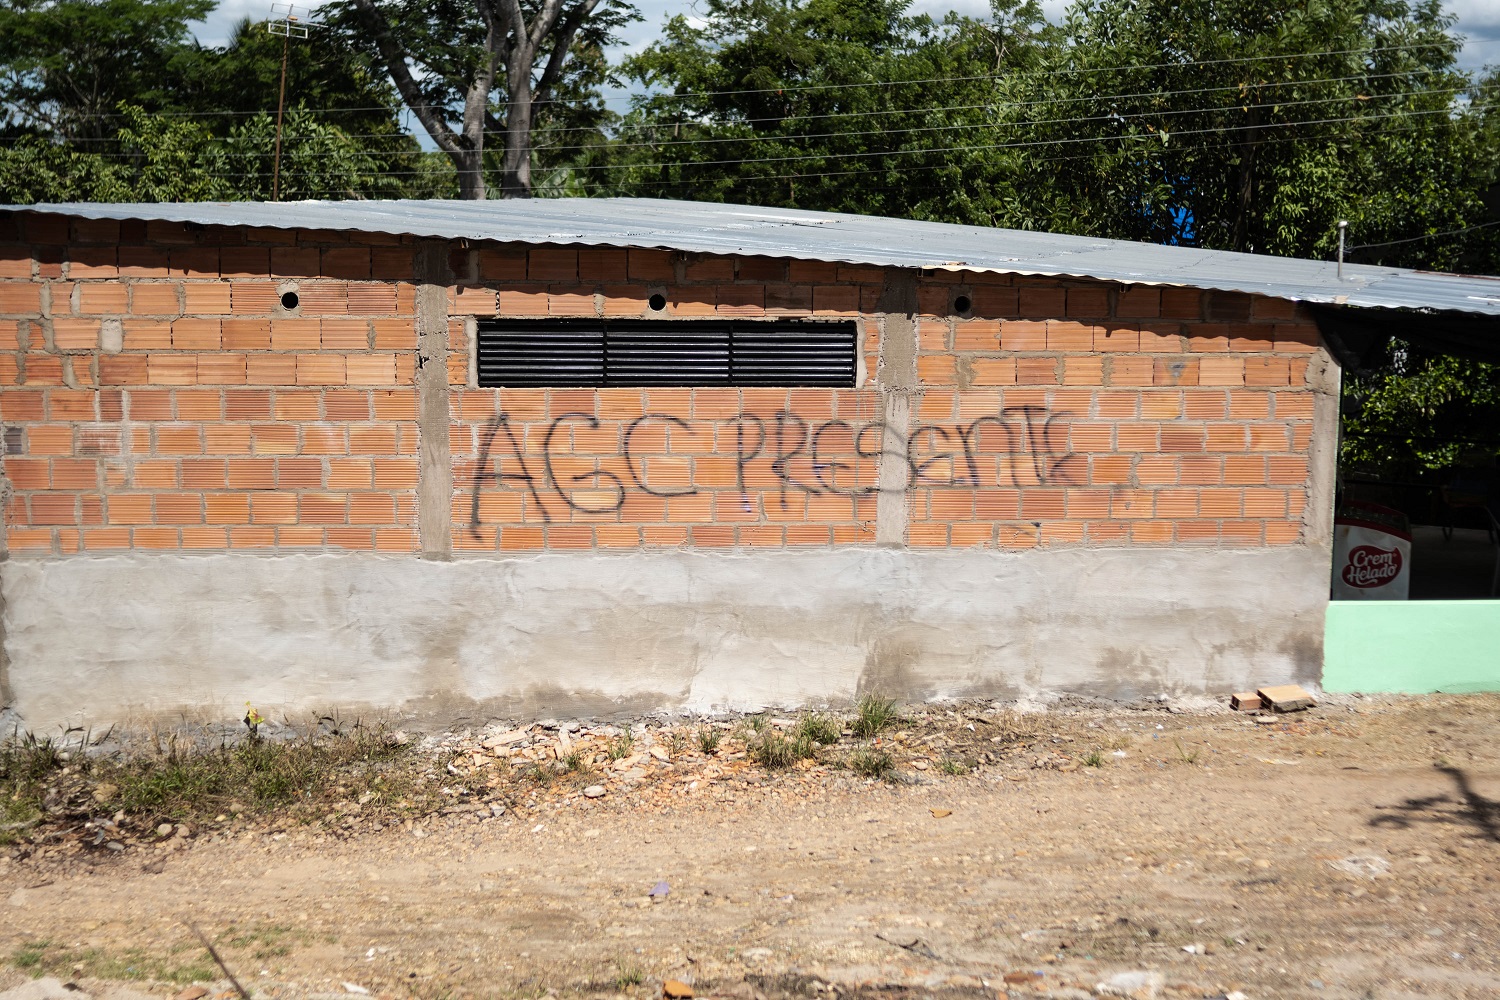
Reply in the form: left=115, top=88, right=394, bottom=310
left=51, top=319, right=99, bottom=350
left=278, top=526, right=326, bottom=546
left=295, top=354, right=345, bottom=386
left=1094, top=323, right=1140, bottom=352
left=298, top=284, right=348, bottom=315
left=1273, top=323, right=1320, bottom=353
left=1016, top=286, right=1064, bottom=317
left=1224, top=456, right=1268, bottom=484
left=1109, top=356, right=1153, bottom=386
left=1179, top=456, right=1223, bottom=485
left=245, top=355, right=295, bottom=384
left=717, top=285, right=765, bottom=317
left=220, top=318, right=269, bottom=350
left=1065, top=287, right=1109, bottom=318
left=998, top=320, right=1046, bottom=351
left=0, top=284, right=42, bottom=313
left=1138, top=322, right=1184, bottom=352
left=197, top=354, right=247, bottom=385
left=181, top=283, right=231, bottom=314
left=1116, top=287, right=1160, bottom=318
left=1198, top=356, right=1245, bottom=385
left=1274, top=392, right=1315, bottom=419
left=77, top=283, right=127, bottom=314
left=1265, top=521, right=1301, bottom=544
left=1045, top=320, right=1095, bottom=351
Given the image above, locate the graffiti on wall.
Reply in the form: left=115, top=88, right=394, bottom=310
left=468, top=406, right=1078, bottom=530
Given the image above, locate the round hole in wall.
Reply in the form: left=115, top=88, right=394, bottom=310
left=953, top=294, right=972, bottom=314
left=280, top=290, right=300, bottom=310
left=648, top=292, right=667, bottom=311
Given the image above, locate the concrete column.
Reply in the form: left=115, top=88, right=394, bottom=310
left=874, top=272, right=918, bottom=546
left=415, top=242, right=453, bottom=560
left=1303, top=345, right=1342, bottom=553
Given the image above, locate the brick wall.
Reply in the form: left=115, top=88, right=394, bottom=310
left=0, top=212, right=1324, bottom=557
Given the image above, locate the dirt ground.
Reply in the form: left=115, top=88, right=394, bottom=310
left=3, top=694, right=1500, bottom=1000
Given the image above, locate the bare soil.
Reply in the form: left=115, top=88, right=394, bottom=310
left=3, top=694, right=1500, bottom=1000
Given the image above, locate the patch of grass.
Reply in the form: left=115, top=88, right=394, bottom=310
left=615, top=963, right=644, bottom=989
left=795, top=712, right=841, bottom=746
left=219, top=922, right=308, bottom=960
left=937, top=757, right=971, bottom=776
left=12, top=940, right=215, bottom=984
left=695, top=727, right=722, bottom=754
left=1172, top=738, right=1202, bottom=765
left=1082, top=749, right=1105, bottom=768
left=848, top=747, right=895, bottom=779
left=560, top=750, right=591, bottom=774
left=851, top=695, right=898, bottom=739
left=606, top=732, right=634, bottom=761
left=665, top=731, right=688, bottom=756
left=519, top=762, right=557, bottom=786
left=748, top=729, right=814, bottom=769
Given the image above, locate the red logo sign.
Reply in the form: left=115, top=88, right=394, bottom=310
left=1342, top=545, right=1403, bottom=588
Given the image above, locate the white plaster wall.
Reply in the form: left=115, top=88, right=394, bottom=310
left=2, top=547, right=1328, bottom=731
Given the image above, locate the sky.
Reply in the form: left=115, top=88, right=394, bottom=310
left=193, top=0, right=1500, bottom=92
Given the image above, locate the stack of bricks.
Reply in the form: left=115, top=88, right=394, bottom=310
left=0, top=212, right=1324, bottom=557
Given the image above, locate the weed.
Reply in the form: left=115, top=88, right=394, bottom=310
left=748, top=729, right=814, bottom=769
left=795, top=713, right=841, bottom=746
left=937, top=757, right=971, bottom=776
left=561, top=750, right=591, bottom=774
left=695, top=727, right=722, bottom=755
left=519, top=762, right=556, bottom=786
left=1172, top=738, right=1201, bottom=765
left=11, top=941, right=215, bottom=984
left=851, top=695, right=898, bottom=738
left=848, top=747, right=895, bottom=779
left=743, top=714, right=769, bottom=735
left=606, top=732, right=634, bottom=761
left=1082, top=749, right=1105, bottom=768
left=666, top=731, right=688, bottom=756
left=615, top=964, right=644, bottom=989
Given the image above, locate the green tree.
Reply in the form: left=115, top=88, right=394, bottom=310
left=326, top=0, right=638, bottom=198
left=600, top=0, right=1055, bottom=221
left=0, top=0, right=212, bottom=139
left=1001, top=0, right=1495, bottom=267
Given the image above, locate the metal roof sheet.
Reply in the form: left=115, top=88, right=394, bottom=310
left=8, top=198, right=1500, bottom=317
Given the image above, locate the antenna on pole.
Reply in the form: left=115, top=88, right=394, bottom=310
left=266, top=2, right=323, bottom=202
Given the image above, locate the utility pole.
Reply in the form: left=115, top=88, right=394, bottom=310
left=266, top=2, right=322, bottom=202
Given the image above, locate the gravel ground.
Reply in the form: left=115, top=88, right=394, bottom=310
left=3, top=693, right=1499, bottom=1000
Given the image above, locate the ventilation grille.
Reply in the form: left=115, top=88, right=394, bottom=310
left=477, top=319, right=858, bottom=387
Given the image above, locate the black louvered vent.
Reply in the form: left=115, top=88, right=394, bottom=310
left=477, top=319, right=857, bottom=387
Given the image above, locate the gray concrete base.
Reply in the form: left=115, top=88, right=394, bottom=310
left=1, top=548, right=1328, bottom=731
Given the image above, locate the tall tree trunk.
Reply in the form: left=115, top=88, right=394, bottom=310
left=500, top=79, right=533, bottom=197
left=456, top=148, right=487, bottom=199
left=1231, top=104, right=1262, bottom=252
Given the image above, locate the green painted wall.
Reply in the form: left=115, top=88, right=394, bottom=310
left=1324, top=600, right=1500, bottom=693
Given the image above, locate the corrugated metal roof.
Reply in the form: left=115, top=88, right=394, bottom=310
left=8, top=198, right=1500, bottom=317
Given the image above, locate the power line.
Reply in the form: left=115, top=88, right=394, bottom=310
left=3, top=78, right=1466, bottom=161
left=9, top=64, right=1462, bottom=148
left=1350, top=219, right=1500, bottom=250
left=597, top=41, right=1454, bottom=105
left=155, top=104, right=1464, bottom=181
left=19, top=38, right=1456, bottom=126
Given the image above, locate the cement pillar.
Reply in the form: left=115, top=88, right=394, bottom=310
left=874, top=272, right=919, bottom=546
left=415, top=242, right=453, bottom=560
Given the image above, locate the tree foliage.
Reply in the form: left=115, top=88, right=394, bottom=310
left=325, top=0, right=637, bottom=197
left=0, top=0, right=446, bottom=201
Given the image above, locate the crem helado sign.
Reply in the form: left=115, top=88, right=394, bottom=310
left=1341, top=544, right=1403, bottom=589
